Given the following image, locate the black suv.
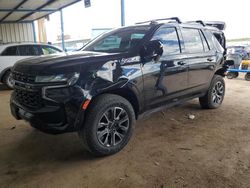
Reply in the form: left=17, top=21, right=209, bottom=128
left=10, top=18, right=232, bottom=156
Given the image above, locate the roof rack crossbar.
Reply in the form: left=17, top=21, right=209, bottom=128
left=186, top=20, right=206, bottom=26
left=136, top=17, right=181, bottom=25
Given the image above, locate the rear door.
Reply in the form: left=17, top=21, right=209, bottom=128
left=180, top=27, right=216, bottom=89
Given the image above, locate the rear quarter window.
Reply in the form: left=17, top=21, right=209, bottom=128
left=203, top=30, right=215, bottom=50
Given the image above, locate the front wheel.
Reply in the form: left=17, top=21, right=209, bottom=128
left=78, top=94, right=135, bottom=156
left=199, top=75, right=225, bottom=109
left=3, top=71, right=14, bottom=89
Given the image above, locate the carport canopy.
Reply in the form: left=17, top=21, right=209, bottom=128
left=0, top=0, right=81, bottom=23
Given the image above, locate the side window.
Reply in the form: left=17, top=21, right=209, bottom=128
left=94, top=35, right=122, bottom=51
left=1, top=46, right=18, bottom=56
left=18, top=45, right=40, bottom=56
left=199, top=30, right=210, bottom=52
left=181, top=28, right=204, bottom=53
left=42, top=46, right=62, bottom=55
left=203, top=30, right=214, bottom=50
left=212, top=35, right=224, bottom=53
left=152, top=27, right=180, bottom=55
left=204, top=30, right=224, bottom=53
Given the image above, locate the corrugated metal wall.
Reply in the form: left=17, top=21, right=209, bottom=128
left=0, top=23, right=34, bottom=44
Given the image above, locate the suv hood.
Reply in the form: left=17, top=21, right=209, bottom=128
left=12, top=51, right=120, bottom=75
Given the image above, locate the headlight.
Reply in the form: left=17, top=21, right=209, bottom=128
left=35, top=72, right=80, bottom=85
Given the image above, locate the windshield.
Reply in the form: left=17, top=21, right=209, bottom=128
left=82, top=26, right=151, bottom=53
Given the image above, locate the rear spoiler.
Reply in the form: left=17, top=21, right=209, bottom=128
left=203, top=21, right=226, bottom=31
left=186, top=21, right=226, bottom=31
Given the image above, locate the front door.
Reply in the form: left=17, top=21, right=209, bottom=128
left=142, top=26, right=188, bottom=110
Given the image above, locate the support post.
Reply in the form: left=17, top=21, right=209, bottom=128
left=60, top=9, right=65, bottom=51
left=121, top=0, right=125, bottom=26
left=32, top=21, right=36, bottom=43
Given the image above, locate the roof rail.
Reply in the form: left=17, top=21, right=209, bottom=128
left=136, top=17, right=181, bottom=25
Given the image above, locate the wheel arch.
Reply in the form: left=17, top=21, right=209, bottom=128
left=0, top=67, right=12, bottom=82
left=90, top=87, right=140, bottom=119
left=214, top=67, right=227, bottom=77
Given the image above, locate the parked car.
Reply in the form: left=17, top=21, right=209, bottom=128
left=227, top=45, right=249, bottom=58
left=0, top=43, right=63, bottom=88
left=10, top=18, right=232, bottom=156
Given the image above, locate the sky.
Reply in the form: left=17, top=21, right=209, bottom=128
left=45, top=0, right=250, bottom=42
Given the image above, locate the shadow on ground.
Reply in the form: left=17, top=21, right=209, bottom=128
left=0, top=84, right=10, bottom=91
left=5, top=130, right=94, bottom=164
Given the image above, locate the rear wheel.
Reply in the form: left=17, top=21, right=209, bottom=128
left=199, top=75, right=225, bottom=109
left=3, top=71, right=14, bottom=89
left=78, top=94, right=135, bottom=156
left=245, top=73, right=250, bottom=81
left=226, top=72, right=238, bottom=79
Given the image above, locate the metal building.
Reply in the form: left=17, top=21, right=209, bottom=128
left=0, top=0, right=81, bottom=45
left=0, top=23, right=34, bottom=43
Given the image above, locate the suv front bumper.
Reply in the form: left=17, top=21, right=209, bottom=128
left=10, top=86, right=87, bottom=134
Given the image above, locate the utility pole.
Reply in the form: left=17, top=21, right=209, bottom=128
left=121, top=0, right=125, bottom=26
left=60, top=9, right=65, bottom=51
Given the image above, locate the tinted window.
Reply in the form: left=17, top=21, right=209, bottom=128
left=181, top=28, right=204, bottom=53
left=1, top=46, right=18, bottom=56
left=18, top=45, right=40, bottom=56
left=93, top=35, right=122, bottom=51
left=83, top=26, right=150, bottom=53
left=199, top=30, right=210, bottom=52
left=152, top=27, right=180, bottom=55
left=212, top=35, right=224, bottom=53
left=42, top=46, right=62, bottom=55
left=203, top=30, right=214, bottom=50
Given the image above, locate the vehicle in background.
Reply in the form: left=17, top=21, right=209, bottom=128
left=226, top=45, right=250, bottom=78
left=227, top=46, right=249, bottom=59
left=227, top=59, right=250, bottom=81
left=0, top=43, right=63, bottom=88
left=244, top=45, right=250, bottom=56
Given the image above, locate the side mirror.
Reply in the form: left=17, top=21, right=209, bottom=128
left=224, top=60, right=234, bottom=66
left=140, top=40, right=163, bottom=63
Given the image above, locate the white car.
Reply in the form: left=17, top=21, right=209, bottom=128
left=0, top=43, right=63, bottom=88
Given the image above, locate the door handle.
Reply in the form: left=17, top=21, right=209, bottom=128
left=177, top=61, right=186, bottom=66
left=207, top=58, right=214, bottom=62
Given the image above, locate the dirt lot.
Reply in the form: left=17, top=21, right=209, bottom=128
left=0, top=75, right=250, bottom=188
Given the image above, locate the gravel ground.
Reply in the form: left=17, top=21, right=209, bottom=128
left=0, top=75, right=250, bottom=188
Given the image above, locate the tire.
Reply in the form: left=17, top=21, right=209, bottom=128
left=199, top=75, right=225, bottom=109
left=226, top=72, right=238, bottom=79
left=78, top=94, right=135, bottom=156
left=245, top=73, right=250, bottom=81
left=2, top=71, right=14, bottom=89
